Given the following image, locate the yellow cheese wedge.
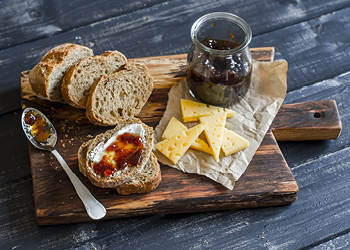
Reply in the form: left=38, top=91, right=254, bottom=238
left=180, top=99, right=235, bottom=122
left=161, top=117, right=185, bottom=140
left=221, top=129, right=249, bottom=156
left=162, top=117, right=212, bottom=154
left=155, top=121, right=207, bottom=164
left=199, top=113, right=227, bottom=162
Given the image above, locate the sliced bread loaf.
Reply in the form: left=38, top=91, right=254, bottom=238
left=85, top=62, right=154, bottom=126
left=29, top=43, right=93, bottom=102
left=79, top=141, right=161, bottom=195
left=61, top=51, right=127, bottom=108
left=84, top=118, right=154, bottom=188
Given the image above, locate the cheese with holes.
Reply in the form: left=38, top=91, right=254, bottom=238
left=180, top=99, right=235, bottom=122
left=162, top=117, right=212, bottom=154
left=199, top=113, right=227, bottom=162
left=155, top=122, right=207, bottom=164
left=221, top=129, right=249, bottom=156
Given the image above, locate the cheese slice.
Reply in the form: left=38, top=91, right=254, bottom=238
left=155, top=121, right=207, bottom=164
left=221, top=129, right=249, bottom=156
left=199, top=113, right=227, bottom=162
left=162, top=117, right=212, bottom=154
left=180, top=99, right=235, bottom=122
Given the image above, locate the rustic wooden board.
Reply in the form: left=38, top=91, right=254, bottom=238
left=21, top=47, right=303, bottom=225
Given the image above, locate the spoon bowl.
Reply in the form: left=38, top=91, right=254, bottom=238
left=22, top=107, right=57, bottom=151
left=22, top=107, right=106, bottom=220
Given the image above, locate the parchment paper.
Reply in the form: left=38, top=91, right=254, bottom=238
left=153, top=60, right=288, bottom=190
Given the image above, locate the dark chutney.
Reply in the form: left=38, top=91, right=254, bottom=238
left=24, top=110, right=52, bottom=143
left=187, top=38, right=252, bottom=107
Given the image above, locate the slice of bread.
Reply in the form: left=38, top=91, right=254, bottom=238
left=61, top=51, right=127, bottom=108
left=78, top=140, right=90, bottom=178
left=84, top=118, right=154, bottom=188
left=86, top=62, right=154, bottom=126
left=29, top=43, right=93, bottom=102
left=79, top=141, right=161, bottom=195
left=116, top=152, right=161, bottom=195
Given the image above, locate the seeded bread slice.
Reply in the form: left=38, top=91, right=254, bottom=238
left=79, top=141, right=161, bottom=195
left=116, top=152, right=161, bottom=195
left=78, top=140, right=90, bottom=178
left=84, top=118, right=154, bottom=188
left=61, top=51, right=127, bottom=108
left=29, top=43, right=93, bottom=102
left=86, top=62, right=154, bottom=126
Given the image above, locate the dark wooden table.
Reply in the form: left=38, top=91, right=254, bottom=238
left=1, top=0, right=349, bottom=249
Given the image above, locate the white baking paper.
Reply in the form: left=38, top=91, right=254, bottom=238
left=153, top=60, right=288, bottom=190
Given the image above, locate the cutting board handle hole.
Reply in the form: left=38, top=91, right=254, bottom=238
left=314, top=112, right=322, bottom=118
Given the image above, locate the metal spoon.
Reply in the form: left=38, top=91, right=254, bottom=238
left=21, top=107, right=106, bottom=220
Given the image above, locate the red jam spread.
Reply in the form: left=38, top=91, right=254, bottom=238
left=24, top=110, right=51, bottom=143
left=92, top=132, right=144, bottom=177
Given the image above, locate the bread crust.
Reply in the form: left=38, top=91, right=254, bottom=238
left=85, top=62, right=154, bottom=126
left=61, top=51, right=127, bottom=108
left=84, top=118, right=154, bottom=188
left=28, top=62, right=54, bottom=100
left=116, top=152, right=161, bottom=195
left=78, top=141, right=90, bottom=178
left=29, top=43, right=93, bottom=102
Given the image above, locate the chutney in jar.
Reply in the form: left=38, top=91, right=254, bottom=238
left=187, top=13, right=253, bottom=107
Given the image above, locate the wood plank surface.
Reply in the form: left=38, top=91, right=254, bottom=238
left=0, top=0, right=167, bottom=50
left=2, top=0, right=350, bottom=249
left=3, top=0, right=350, bottom=116
left=21, top=48, right=302, bottom=225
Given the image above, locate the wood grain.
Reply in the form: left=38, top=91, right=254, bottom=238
left=2, top=0, right=350, bottom=249
left=21, top=48, right=300, bottom=225
left=4, top=0, right=350, bottom=117
left=271, top=100, right=342, bottom=141
left=0, top=0, right=167, bottom=51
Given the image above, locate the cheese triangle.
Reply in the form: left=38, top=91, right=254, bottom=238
left=199, top=113, right=227, bottom=162
left=162, top=117, right=212, bottom=154
left=155, top=121, right=207, bottom=164
left=180, top=99, right=235, bottom=122
left=221, top=129, right=249, bottom=156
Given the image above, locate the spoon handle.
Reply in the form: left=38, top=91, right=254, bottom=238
left=51, top=149, right=107, bottom=220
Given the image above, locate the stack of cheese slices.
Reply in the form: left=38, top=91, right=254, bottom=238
left=155, top=99, right=249, bottom=164
left=29, top=43, right=154, bottom=126
left=29, top=43, right=160, bottom=194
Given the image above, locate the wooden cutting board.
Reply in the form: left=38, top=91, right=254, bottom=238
left=21, top=48, right=342, bottom=225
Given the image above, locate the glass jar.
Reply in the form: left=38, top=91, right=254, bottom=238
left=186, top=12, right=253, bottom=107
